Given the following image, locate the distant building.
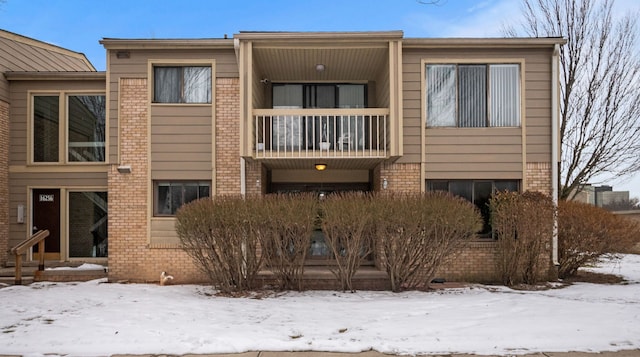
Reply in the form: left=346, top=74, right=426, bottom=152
left=572, top=184, right=630, bottom=207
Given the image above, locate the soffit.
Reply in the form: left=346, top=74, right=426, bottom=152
left=252, top=47, right=388, bottom=82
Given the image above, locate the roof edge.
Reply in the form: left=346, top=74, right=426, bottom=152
left=235, top=30, right=404, bottom=41
left=5, top=71, right=106, bottom=81
left=403, top=37, right=566, bottom=48
left=100, top=38, right=234, bottom=49
left=0, top=29, right=96, bottom=71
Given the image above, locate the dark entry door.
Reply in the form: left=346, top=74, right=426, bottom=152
left=32, top=189, right=61, bottom=260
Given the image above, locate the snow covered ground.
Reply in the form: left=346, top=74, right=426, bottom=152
left=1, top=255, right=639, bottom=357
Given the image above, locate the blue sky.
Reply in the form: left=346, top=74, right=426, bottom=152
left=1, top=0, right=638, bottom=198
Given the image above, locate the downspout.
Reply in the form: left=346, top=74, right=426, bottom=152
left=551, top=44, right=560, bottom=266
left=240, top=158, right=246, bottom=196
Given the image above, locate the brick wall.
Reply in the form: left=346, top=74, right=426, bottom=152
left=107, top=78, right=150, bottom=281
left=526, top=162, right=552, bottom=195
left=108, top=77, right=240, bottom=283
left=0, top=100, right=8, bottom=266
left=378, top=162, right=421, bottom=193
left=215, top=78, right=241, bottom=195
left=435, top=241, right=500, bottom=283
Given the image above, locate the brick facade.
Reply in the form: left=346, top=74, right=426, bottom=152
left=0, top=100, right=8, bottom=265
left=107, top=78, right=150, bottom=282
left=108, top=78, right=206, bottom=283
left=526, top=162, right=552, bottom=195
left=378, top=162, right=421, bottom=193
left=215, top=78, right=241, bottom=195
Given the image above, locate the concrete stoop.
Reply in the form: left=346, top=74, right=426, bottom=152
left=0, top=261, right=107, bottom=285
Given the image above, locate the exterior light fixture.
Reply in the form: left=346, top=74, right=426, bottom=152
left=256, top=179, right=261, bottom=187
left=315, top=64, right=325, bottom=72
left=117, top=165, right=132, bottom=174
left=315, top=163, right=327, bottom=171
left=382, top=177, right=388, bottom=190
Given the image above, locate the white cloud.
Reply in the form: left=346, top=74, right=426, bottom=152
left=405, top=0, right=524, bottom=37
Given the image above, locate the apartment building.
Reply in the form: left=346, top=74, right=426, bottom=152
left=1, top=29, right=564, bottom=283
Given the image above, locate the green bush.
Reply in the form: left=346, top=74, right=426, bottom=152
left=491, top=191, right=555, bottom=286
left=558, top=200, right=640, bottom=278
left=320, top=192, right=375, bottom=292
left=373, top=192, right=481, bottom=292
left=175, top=195, right=263, bottom=293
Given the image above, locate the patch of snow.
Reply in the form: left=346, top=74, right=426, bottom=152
left=0, top=255, right=638, bottom=357
left=45, top=263, right=106, bottom=271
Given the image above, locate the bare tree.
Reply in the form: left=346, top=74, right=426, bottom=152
left=506, top=0, right=640, bottom=199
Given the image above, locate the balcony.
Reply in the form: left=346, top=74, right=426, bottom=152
left=253, top=109, right=388, bottom=159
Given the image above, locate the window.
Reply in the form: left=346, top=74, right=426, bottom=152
left=68, top=96, right=106, bottom=162
left=69, top=191, right=108, bottom=258
left=153, top=66, right=211, bottom=103
left=154, top=181, right=210, bottom=216
left=33, top=94, right=106, bottom=163
left=427, top=180, right=519, bottom=236
left=426, top=64, right=520, bottom=127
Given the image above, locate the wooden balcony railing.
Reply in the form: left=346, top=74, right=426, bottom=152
left=253, top=108, right=389, bottom=159
left=10, top=230, right=49, bottom=285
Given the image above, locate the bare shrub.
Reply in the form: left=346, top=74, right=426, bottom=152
left=320, top=192, right=374, bottom=292
left=374, top=192, right=481, bottom=292
left=175, top=195, right=262, bottom=293
left=491, top=191, right=555, bottom=286
left=257, top=193, right=318, bottom=291
left=558, top=200, right=640, bottom=278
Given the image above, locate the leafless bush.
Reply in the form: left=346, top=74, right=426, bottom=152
left=558, top=200, right=640, bottom=278
left=175, top=195, right=262, bottom=293
left=257, top=193, right=318, bottom=291
left=374, top=192, right=481, bottom=292
left=491, top=191, right=555, bottom=286
left=320, top=192, right=374, bottom=292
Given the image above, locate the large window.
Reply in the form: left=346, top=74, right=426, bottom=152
left=426, top=64, right=520, bottom=127
left=154, top=181, right=210, bottom=216
left=69, top=191, right=108, bottom=258
left=33, top=94, right=106, bottom=163
left=427, top=180, right=519, bottom=236
left=153, top=66, right=211, bottom=104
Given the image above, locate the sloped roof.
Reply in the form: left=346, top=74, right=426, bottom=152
left=0, top=29, right=95, bottom=72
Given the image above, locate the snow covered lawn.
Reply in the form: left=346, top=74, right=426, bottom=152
left=1, top=255, right=639, bottom=357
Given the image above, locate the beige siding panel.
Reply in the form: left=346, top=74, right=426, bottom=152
left=0, top=77, right=8, bottom=103
left=151, top=170, right=212, bottom=181
left=402, top=47, right=554, bottom=170
left=150, top=218, right=179, bottom=245
left=107, top=48, right=237, bottom=164
left=151, top=143, right=212, bottom=153
left=150, top=103, right=212, bottom=177
left=425, top=171, right=523, bottom=180
left=426, top=162, right=522, bottom=172
left=0, top=36, right=92, bottom=73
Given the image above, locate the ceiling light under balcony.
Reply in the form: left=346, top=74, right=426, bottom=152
left=315, top=64, right=325, bottom=72
left=315, top=163, right=327, bottom=171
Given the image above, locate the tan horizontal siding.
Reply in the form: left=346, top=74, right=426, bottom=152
left=401, top=47, right=554, bottom=177
left=107, top=48, right=236, bottom=164
left=425, top=127, right=522, bottom=177
left=150, top=105, right=212, bottom=178
left=150, top=218, right=179, bottom=245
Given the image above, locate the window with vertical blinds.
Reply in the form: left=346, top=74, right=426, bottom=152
left=426, top=63, right=520, bottom=127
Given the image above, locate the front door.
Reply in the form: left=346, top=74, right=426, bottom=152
left=32, top=189, right=61, bottom=260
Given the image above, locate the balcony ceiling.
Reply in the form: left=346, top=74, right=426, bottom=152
left=252, top=47, right=389, bottom=82
left=258, top=158, right=386, bottom=170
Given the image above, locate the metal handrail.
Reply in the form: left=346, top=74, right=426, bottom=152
left=9, top=230, right=50, bottom=285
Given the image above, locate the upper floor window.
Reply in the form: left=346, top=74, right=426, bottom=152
left=33, top=94, right=106, bottom=163
left=426, top=64, right=520, bottom=127
left=153, top=66, right=211, bottom=104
